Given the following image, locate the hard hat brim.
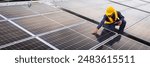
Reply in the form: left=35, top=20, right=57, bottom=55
left=106, top=12, right=113, bottom=16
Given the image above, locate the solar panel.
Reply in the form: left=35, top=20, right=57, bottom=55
left=65, top=38, right=98, bottom=50
left=141, top=0, right=150, bottom=3
left=0, top=21, right=30, bottom=45
left=104, top=36, right=150, bottom=50
left=126, top=17, right=150, bottom=43
left=40, top=27, right=116, bottom=50
left=120, top=0, right=147, bottom=7
left=44, top=11, right=85, bottom=26
left=137, top=4, right=150, bottom=13
left=40, top=28, right=94, bottom=49
left=0, top=5, right=37, bottom=18
left=97, top=45, right=113, bottom=50
left=70, top=22, right=115, bottom=43
left=29, top=3, right=60, bottom=13
left=1, top=38, right=53, bottom=50
left=13, top=15, right=64, bottom=35
left=122, top=9, right=149, bottom=29
left=139, top=44, right=150, bottom=50
left=39, top=19, right=118, bottom=50
left=100, top=3, right=129, bottom=11
left=56, top=0, right=150, bottom=50
left=58, top=1, right=129, bottom=21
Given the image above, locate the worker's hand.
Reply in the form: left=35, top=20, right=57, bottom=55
left=117, top=20, right=122, bottom=26
left=92, top=28, right=99, bottom=35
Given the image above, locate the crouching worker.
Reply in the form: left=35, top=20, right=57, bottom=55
left=92, top=6, right=126, bottom=34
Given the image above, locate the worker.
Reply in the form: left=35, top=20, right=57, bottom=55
left=92, top=6, right=126, bottom=34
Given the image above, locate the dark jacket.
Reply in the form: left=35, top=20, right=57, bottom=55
left=97, top=11, right=124, bottom=29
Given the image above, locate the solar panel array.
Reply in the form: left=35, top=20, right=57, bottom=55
left=55, top=0, right=150, bottom=50
left=0, top=0, right=150, bottom=50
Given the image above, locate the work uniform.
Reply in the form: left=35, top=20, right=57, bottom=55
left=97, top=11, right=126, bottom=33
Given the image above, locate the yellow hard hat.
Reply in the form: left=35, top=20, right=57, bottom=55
left=106, top=6, right=115, bottom=16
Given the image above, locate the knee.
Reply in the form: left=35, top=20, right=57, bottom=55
left=122, top=19, right=126, bottom=26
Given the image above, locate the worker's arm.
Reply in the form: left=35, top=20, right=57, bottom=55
left=117, top=11, right=124, bottom=26
left=97, top=16, right=106, bottom=29
left=92, top=15, right=106, bottom=34
left=118, top=11, right=124, bottom=21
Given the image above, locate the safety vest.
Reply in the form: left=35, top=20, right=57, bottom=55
left=105, top=11, right=119, bottom=24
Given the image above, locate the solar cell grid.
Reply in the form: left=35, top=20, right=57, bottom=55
left=56, top=35, right=87, bottom=49
left=40, top=25, right=116, bottom=50
left=0, top=21, right=30, bottom=45
left=139, top=45, right=150, bottom=50
left=128, top=43, right=144, bottom=50
left=64, top=38, right=95, bottom=50
left=1, top=38, right=53, bottom=50
left=120, top=0, right=147, bottom=7
left=104, top=36, right=150, bottom=50
left=13, top=16, right=64, bottom=34
left=96, top=45, right=113, bottom=50
left=29, top=3, right=60, bottom=13
left=0, top=5, right=37, bottom=18
left=44, top=11, right=85, bottom=26
left=126, top=17, right=150, bottom=43
left=137, top=4, right=150, bottom=13
left=121, top=9, right=149, bottom=29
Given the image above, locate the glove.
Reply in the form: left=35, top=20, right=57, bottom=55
left=92, top=28, right=98, bottom=35
left=117, top=20, right=122, bottom=26
left=114, top=20, right=122, bottom=26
